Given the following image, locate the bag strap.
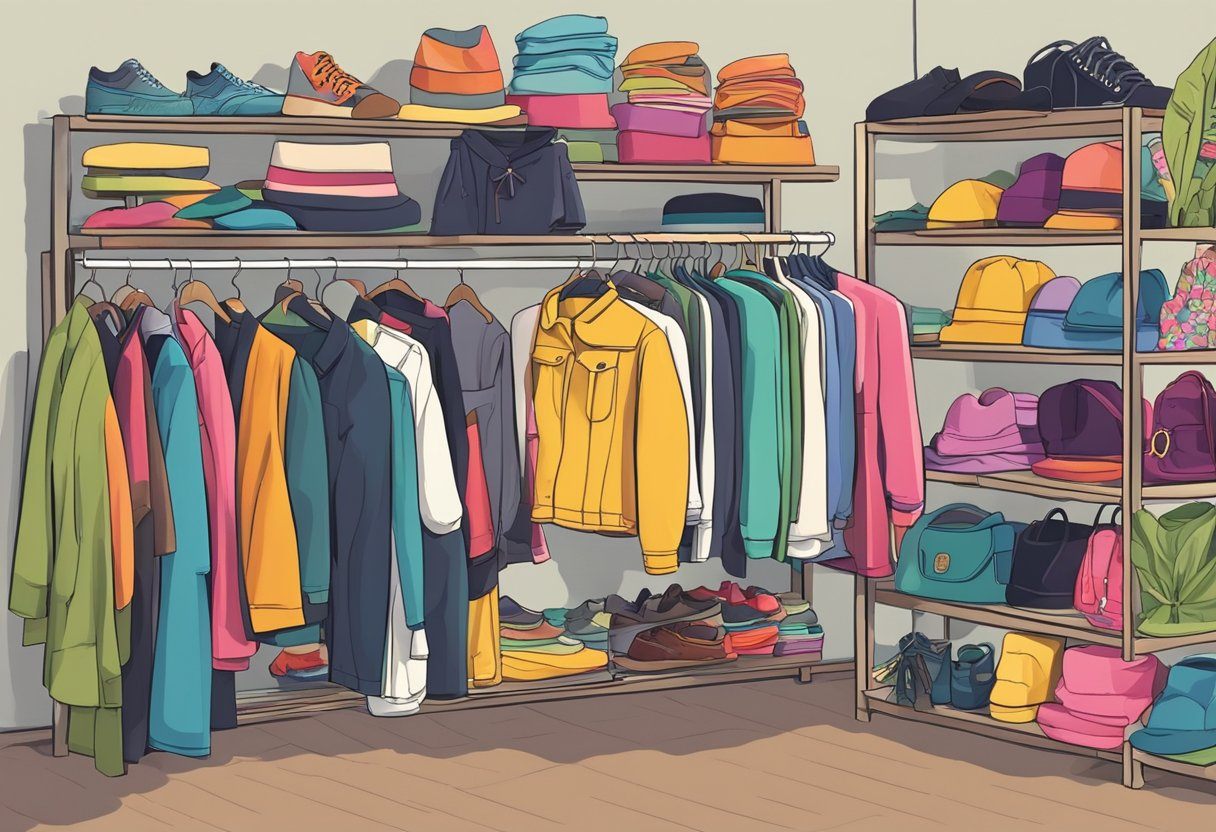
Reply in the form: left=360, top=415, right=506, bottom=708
left=1093, top=503, right=1122, bottom=527
left=1076, top=381, right=1123, bottom=422
left=1027, top=507, right=1069, bottom=542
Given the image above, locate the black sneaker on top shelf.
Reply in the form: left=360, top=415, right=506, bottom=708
left=1024, top=36, right=1173, bottom=109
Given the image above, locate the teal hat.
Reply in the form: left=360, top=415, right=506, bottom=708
left=1131, top=655, right=1216, bottom=757
left=213, top=205, right=297, bottom=231
left=175, top=185, right=252, bottom=219
left=1060, top=269, right=1168, bottom=351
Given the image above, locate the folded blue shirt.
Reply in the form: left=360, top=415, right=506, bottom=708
left=508, top=69, right=615, bottom=95
left=513, top=52, right=616, bottom=76
left=516, top=14, right=608, bottom=44
left=516, top=34, right=618, bottom=57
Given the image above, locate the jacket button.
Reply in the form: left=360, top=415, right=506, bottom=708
left=596, top=361, right=606, bottom=369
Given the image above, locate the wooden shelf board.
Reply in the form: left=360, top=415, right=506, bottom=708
left=1141, top=228, right=1216, bottom=243
left=1134, top=631, right=1216, bottom=654
left=875, top=228, right=1119, bottom=246
left=232, top=657, right=850, bottom=725
left=1132, top=749, right=1216, bottom=782
left=925, top=468, right=1216, bottom=503
left=866, top=107, right=1163, bottom=142
left=863, top=687, right=1122, bottom=761
left=69, top=230, right=810, bottom=251
left=911, top=344, right=1122, bottom=365
left=873, top=583, right=1122, bottom=646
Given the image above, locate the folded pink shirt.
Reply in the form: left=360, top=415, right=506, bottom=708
left=506, top=93, right=616, bottom=129
left=611, top=103, right=707, bottom=138
left=617, top=131, right=711, bottom=165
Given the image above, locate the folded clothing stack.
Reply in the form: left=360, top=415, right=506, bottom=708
left=544, top=599, right=610, bottom=651
left=613, top=41, right=712, bottom=165
left=557, top=128, right=618, bottom=163
left=261, top=141, right=422, bottom=232
left=908, top=306, right=952, bottom=343
left=771, top=592, right=823, bottom=657
left=498, top=596, right=609, bottom=681
left=711, top=54, right=815, bottom=166
left=1037, top=646, right=1166, bottom=750
left=720, top=587, right=783, bottom=656
left=661, top=193, right=765, bottom=232
left=400, top=25, right=524, bottom=126
left=506, top=15, right=617, bottom=133
left=81, top=142, right=220, bottom=228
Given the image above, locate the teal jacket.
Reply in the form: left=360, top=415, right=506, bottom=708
left=145, top=333, right=212, bottom=757
left=384, top=363, right=426, bottom=628
left=1165, top=37, right=1216, bottom=227
left=715, top=272, right=782, bottom=558
left=11, top=299, right=124, bottom=775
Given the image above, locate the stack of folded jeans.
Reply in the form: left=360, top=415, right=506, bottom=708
left=711, top=54, right=815, bottom=165
left=613, top=42, right=712, bottom=165
left=261, top=141, right=422, bottom=232
left=399, top=25, right=524, bottom=126
left=771, top=592, right=824, bottom=656
left=506, top=15, right=617, bottom=135
left=81, top=142, right=221, bottom=228
left=498, top=596, right=609, bottom=681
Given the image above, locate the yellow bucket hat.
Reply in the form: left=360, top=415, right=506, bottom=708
left=939, top=255, right=1056, bottom=344
left=989, top=633, right=1065, bottom=723
left=927, top=179, right=1005, bottom=228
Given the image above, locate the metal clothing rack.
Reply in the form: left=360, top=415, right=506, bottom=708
left=854, top=106, right=1216, bottom=793
left=42, top=113, right=851, bottom=751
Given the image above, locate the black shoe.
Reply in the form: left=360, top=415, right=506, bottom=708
left=1024, top=37, right=1172, bottom=109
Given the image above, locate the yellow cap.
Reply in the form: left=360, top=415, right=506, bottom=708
left=939, top=255, right=1056, bottom=344
left=82, top=142, right=209, bottom=170
left=926, top=179, right=1004, bottom=228
left=988, top=633, right=1065, bottom=724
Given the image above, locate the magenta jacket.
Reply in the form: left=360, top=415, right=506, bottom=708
left=174, top=306, right=256, bottom=670
left=832, top=273, right=925, bottom=577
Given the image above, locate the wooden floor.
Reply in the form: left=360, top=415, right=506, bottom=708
left=1, top=675, right=1213, bottom=831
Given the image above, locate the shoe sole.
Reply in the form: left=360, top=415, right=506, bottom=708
left=608, top=608, right=720, bottom=655
left=282, top=95, right=354, bottom=118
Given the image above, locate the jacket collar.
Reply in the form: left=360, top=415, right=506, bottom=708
left=538, top=283, right=648, bottom=348
left=462, top=127, right=559, bottom=171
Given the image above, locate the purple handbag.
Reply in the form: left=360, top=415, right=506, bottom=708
left=1144, top=370, right=1216, bottom=483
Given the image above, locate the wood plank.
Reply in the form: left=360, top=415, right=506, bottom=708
left=864, top=688, right=1123, bottom=763
left=1133, top=748, right=1216, bottom=782
left=911, top=343, right=1122, bottom=365
left=926, top=469, right=1121, bottom=503
left=876, top=228, right=1120, bottom=246
left=866, top=106, right=1163, bottom=141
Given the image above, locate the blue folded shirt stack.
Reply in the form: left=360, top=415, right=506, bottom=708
left=509, top=14, right=618, bottom=95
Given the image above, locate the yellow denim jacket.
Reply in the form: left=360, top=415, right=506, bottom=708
left=530, top=284, right=689, bottom=574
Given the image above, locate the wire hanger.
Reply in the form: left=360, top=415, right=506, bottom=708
left=178, top=259, right=233, bottom=323
left=444, top=266, right=495, bottom=323
left=110, top=264, right=137, bottom=307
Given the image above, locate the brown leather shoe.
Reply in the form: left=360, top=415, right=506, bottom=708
left=612, top=622, right=737, bottom=672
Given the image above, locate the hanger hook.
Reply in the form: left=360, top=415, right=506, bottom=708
left=232, top=258, right=245, bottom=300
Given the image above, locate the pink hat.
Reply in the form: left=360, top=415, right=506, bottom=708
left=924, top=388, right=1045, bottom=473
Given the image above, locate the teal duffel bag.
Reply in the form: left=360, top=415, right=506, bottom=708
left=894, top=503, right=1024, bottom=603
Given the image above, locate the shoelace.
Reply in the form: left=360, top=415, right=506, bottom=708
left=217, top=65, right=272, bottom=93
left=129, top=61, right=166, bottom=89
left=1071, top=36, right=1149, bottom=93
left=311, top=53, right=360, bottom=97
left=492, top=166, right=526, bottom=224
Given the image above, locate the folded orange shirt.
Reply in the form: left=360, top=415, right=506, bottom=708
left=623, top=41, right=699, bottom=67
left=717, top=53, right=795, bottom=83
left=624, top=67, right=709, bottom=95
left=712, top=119, right=806, bottom=137
left=410, top=66, right=504, bottom=96
left=414, top=25, right=502, bottom=73
left=712, top=132, right=816, bottom=166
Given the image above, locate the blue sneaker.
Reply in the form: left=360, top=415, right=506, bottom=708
left=186, top=63, right=285, bottom=116
left=86, top=59, right=194, bottom=116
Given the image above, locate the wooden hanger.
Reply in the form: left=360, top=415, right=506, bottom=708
left=88, top=301, right=125, bottom=335
left=118, top=289, right=155, bottom=311
left=368, top=253, right=422, bottom=301
left=179, top=280, right=232, bottom=323
left=444, top=269, right=494, bottom=323
left=341, top=277, right=368, bottom=296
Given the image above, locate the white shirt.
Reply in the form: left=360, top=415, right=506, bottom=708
left=353, top=319, right=462, bottom=535
left=622, top=299, right=703, bottom=524
left=771, top=261, right=832, bottom=556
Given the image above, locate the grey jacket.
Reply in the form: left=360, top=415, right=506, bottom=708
left=449, top=300, right=522, bottom=595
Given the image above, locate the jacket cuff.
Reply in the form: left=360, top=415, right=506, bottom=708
left=22, top=617, right=47, bottom=646
left=643, top=551, right=679, bottom=575
left=9, top=578, right=47, bottom=621
left=890, top=505, right=923, bottom=527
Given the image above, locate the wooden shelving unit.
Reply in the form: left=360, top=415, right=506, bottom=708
left=44, top=112, right=846, bottom=736
left=854, top=106, right=1216, bottom=794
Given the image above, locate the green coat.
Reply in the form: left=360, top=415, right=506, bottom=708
left=1131, top=503, right=1216, bottom=636
left=11, top=299, right=124, bottom=775
left=1164, top=37, right=1216, bottom=227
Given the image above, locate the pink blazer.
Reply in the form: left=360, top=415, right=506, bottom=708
left=833, top=274, right=924, bottom=577
left=174, top=306, right=256, bottom=670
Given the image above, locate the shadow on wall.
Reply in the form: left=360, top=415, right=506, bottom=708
left=1, top=675, right=1215, bottom=829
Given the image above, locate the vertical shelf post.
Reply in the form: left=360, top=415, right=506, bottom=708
left=49, top=115, right=70, bottom=337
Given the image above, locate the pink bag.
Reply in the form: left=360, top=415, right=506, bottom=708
left=1073, top=505, right=1123, bottom=630
left=1036, top=646, right=1166, bottom=750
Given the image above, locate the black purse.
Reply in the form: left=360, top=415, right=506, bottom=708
left=1005, top=507, right=1093, bottom=610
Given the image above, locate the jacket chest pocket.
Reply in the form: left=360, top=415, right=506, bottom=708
left=532, top=345, right=571, bottom=417
left=576, top=349, right=621, bottom=423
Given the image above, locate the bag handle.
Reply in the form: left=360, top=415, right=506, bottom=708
left=1076, top=381, right=1123, bottom=422
left=1093, top=503, right=1122, bottom=527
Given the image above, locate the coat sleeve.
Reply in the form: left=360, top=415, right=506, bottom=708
left=635, top=328, right=690, bottom=575
left=876, top=298, right=924, bottom=528
left=389, top=377, right=426, bottom=629
left=430, top=140, right=477, bottom=236
left=103, top=400, right=135, bottom=608
left=9, top=328, right=68, bottom=637
left=490, top=330, right=521, bottom=547
left=556, top=151, right=587, bottom=232
left=285, top=358, right=331, bottom=603
left=411, top=354, right=463, bottom=534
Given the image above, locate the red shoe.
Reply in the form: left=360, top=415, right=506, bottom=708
left=269, top=648, right=328, bottom=679
left=724, top=584, right=780, bottom=614
left=686, top=581, right=739, bottom=603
